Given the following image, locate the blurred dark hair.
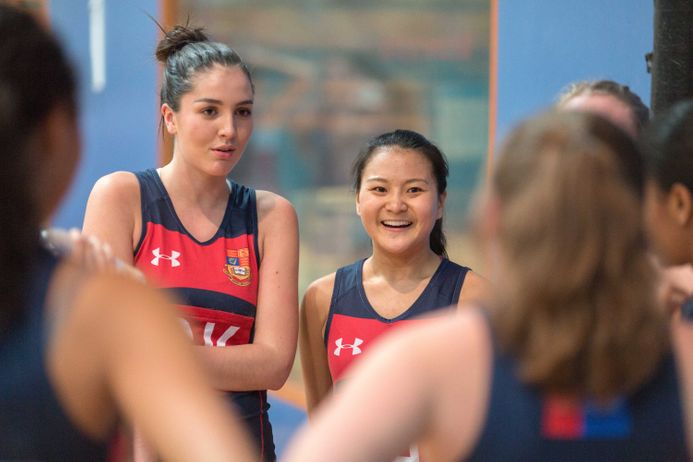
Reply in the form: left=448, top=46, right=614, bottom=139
left=352, top=129, right=449, bottom=258
left=0, top=5, right=76, bottom=334
left=641, top=99, right=693, bottom=192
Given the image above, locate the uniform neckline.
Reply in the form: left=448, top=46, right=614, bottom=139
left=356, top=257, right=447, bottom=322
left=151, top=168, right=233, bottom=246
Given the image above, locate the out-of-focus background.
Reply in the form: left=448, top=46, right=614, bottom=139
left=9, top=0, right=653, bottom=455
left=185, top=0, right=491, bottom=290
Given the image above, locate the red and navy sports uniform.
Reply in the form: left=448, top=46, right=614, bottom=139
left=324, top=258, right=469, bottom=383
left=466, top=313, right=687, bottom=461
left=0, top=246, right=109, bottom=460
left=133, top=169, right=275, bottom=461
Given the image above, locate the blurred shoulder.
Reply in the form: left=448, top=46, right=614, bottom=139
left=458, top=269, right=493, bottom=307
left=377, top=307, right=490, bottom=366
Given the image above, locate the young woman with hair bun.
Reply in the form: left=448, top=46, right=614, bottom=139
left=0, top=6, right=256, bottom=461
left=83, top=23, right=298, bottom=461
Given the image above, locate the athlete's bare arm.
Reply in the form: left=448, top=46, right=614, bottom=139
left=284, top=309, right=492, bottom=462
left=194, top=190, right=299, bottom=391
left=46, top=265, right=257, bottom=462
left=300, top=274, right=336, bottom=414
left=82, top=172, right=141, bottom=265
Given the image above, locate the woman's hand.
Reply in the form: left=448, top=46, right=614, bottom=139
left=41, top=227, right=144, bottom=282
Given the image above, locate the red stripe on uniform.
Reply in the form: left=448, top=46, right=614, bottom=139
left=178, top=305, right=254, bottom=346
left=135, top=223, right=259, bottom=305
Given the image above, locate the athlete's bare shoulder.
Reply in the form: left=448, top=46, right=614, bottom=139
left=91, top=171, right=139, bottom=198
left=302, top=272, right=337, bottom=318
left=83, top=171, right=141, bottom=262
left=255, top=189, right=296, bottom=222
left=253, top=190, right=298, bottom=265
left=85, top=171, right=140, bottom=219
left=458, top=270, right=493, bottom=307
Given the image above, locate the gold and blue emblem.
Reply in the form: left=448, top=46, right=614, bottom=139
left=223, top=248, right=251, bottom=286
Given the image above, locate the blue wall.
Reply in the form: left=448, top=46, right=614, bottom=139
left=49, top=1, right=654, bottom=223
left=497, top=1, right=653, bottom=141
left=50, top=1, right=159, bottom=228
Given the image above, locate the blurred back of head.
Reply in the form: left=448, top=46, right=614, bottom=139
left=557, top=80, right=650, bottom=137
left=0, top=4, right=76, bottom=333
left=488, top=110, right=666, bottom=399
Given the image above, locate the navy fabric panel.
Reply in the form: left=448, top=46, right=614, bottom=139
left=0, top=247, right=109, bottom=460
left=134, top=169, right=179, bottom=250
left=134, top=168, right=259, bottom=251
left=324, top=258, right=469, bottom=345
left=168, top=287, right=257, bottom=318
left=467, top=319, right=687, bottom=461
left=224, top=390, right=275, bottom=461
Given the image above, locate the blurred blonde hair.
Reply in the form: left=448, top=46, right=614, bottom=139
left=556, top=80, right=650, bottom=135
left=491, top=110, right=667, bottom=399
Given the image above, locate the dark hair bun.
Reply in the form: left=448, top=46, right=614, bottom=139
left=155, top=25, right=209, bottom=63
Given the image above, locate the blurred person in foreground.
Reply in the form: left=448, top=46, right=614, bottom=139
left=0, top=5, right=255, bottom=461
left=558, top=79, right=693, bottom=313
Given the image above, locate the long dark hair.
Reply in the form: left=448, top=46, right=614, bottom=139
left=352, top=129, right=449, bottom=258
left=641, top=99, right=693, bottom=192
left=0, top=5, right=76, bottom=334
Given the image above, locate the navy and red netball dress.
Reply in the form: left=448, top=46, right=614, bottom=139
left=133, top=168, right=275, bottom=460
left=324, top=258, right=469, bottom=383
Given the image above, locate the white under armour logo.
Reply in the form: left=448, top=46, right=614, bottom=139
left=151, top=248, right=181, bottom=267
left=334, top=337, right=364, bottom=356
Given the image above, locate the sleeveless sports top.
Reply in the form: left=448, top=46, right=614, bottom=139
left=0, top=246, right=109, bottom=460
left=325, top=258, right=469, bottom=382
left=466, top=313, right=688, bottom=461
left=133, top=169, right=275, bottom=460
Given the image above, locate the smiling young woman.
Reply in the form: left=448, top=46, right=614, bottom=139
left=82, top=25, right=298, bottom=462
left=299, top=129, right=489, bottom=461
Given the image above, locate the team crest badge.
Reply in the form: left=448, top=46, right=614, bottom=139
left=223, top=248, right=252, bottom=286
